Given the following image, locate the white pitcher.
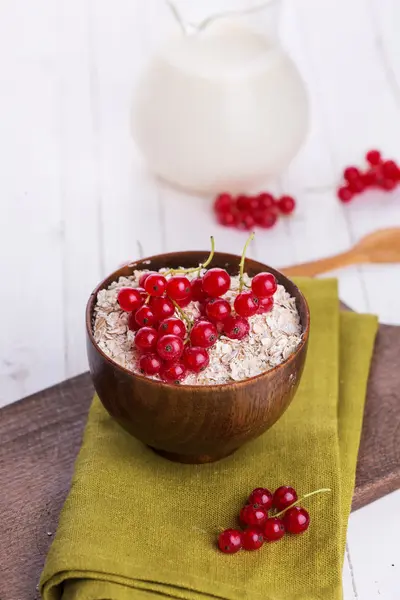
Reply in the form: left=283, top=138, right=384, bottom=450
left=132, top=0, right=309, bottom=194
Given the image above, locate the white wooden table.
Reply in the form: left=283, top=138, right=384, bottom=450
left=0, top=0, right=399, bottom=597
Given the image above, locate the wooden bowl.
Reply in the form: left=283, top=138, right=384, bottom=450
left=86, top=251, right=310, bottom=464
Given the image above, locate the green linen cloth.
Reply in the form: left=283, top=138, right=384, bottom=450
left=40, top=279, right=378, bottom=600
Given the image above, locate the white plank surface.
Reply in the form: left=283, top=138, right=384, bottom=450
left=0, top=0, right=399, bottom=597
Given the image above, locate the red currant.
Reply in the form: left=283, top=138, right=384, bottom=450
left=348, top=178, right=365, bottom=194
left=362, top=169, right=377, bottom=187
left=248, top=488, right=273, bottom=510
left=337, top=186, right=353, bottom=203
left=128, top=312, right=141, bottom=331
left=175, top=293, right=192, bottom=307
left=277, top=195, right=296, bottom=215
left=156, top=335, right=184, bottom=361
left=251, top=272, right=277, bottom=298
left=218, top=529, right=243, bottom=554
left=160, top=362, right=186, bottom=384
left=223, top=315, right=250, bottom=340
left=158, top=317, right=186, bottom=339
left=139, top=353, right=162, bottom=376
left=214, top=193, right=233, bottom=213
left=258, top=296, right=274, bottom=314
left=343, top=166, right=361, bottom=182
left=191, top=278, right=208, bottom=302
left=205, top=298, right=231, bottom=322
left=236, top=195, right=258, bottom=212
left=254, top=210, right=278, bottom=229
left=166, top=276, right=191, bottom=301
left=263, top=518, right=285, bottom=542
left=150, top=296, right=175, bottom=320
left=234, top=292, right=259, bottom=317
left=381, top=178, right=396, bottom=191
left=283, top=506, right=310, bottom=534
left=366, top=149, right=382, bottom=166
left=235, top=211, right=255, bottom=231
left=202, top=268, right=231, bottom=298
left=144, top=274, right=167, bottom=297
left=135, top=305, right=157, bottom=328
left=382, top=159, right=400, bottom=180
left=135, top=287, right=148, bottom=300
left=257, top=193, right=275, bottom=211
left=242, top=527, right=264, bottom=551
left=217, top=212, right=235, bottom=227
left=240, top=504, right=268, bottom=527
left=139, top=271, right=156, bottom=288
left=117, top=288, right=144, bottom=312
left=183, top=346, right=210, bottom=373
left=190, top=320, right=218, bottom=348
left=273, top=486, right=298, bottom=511
left=135, top=327, right=158, bottom=352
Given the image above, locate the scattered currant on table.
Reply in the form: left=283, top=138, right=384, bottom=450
left=217, top=486, right=330, bottom=554
left=337, top=149, right=400, bottom=203
left=118, top=233, right=282, bottom=385
left=213, top=191, right=296, bottom=232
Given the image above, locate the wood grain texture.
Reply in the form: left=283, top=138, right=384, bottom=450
left=0, top=320, right=399, bottom=600
left=87, top=252, right=309, bottom=463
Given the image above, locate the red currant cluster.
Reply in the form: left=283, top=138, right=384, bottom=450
left=338, top=149, right=400, bottom=203
left=218, top=485, right=330, bottom=553
left=214, top=192, right=296, bottom=231
left=116, top=235, right=277, bottom=384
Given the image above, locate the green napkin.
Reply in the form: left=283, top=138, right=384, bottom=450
left=40, top=279, right=378, bottom=600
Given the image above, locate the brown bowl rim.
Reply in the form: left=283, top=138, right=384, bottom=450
left=86, top=250, right=310, bottom=390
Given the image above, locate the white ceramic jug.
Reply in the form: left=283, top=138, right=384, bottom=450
left=132, top=0, right=309, bottom=194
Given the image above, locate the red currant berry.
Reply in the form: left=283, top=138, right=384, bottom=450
left=135, top=327, right=158, bottom=352
left=144, top=273, right=167, bottom=297
left=167, top=276, right=191, bottom=301
left=273, top=486, right=298, bottom=511
left=190, top=320, right=218, bottom=348
left=217, top=211, right=235, bottom=227
left=366, top=149, right=382, bottom=166
left=263, top=518, right=285, bottom=542
left=218, top=529, right=243, bottom=554
left=139, top=353, right=162, bottom=376
left=258, top=296, right=274, bottom=314
left=175, top=293, right=192, bottom=308
left=156, top=334, right=184, bottom=362
left=236, top=195, right=258, bottom=212
left=158, top=317, right=186, bottom=339
left=135, top=305, right=157, bottom=328
left=283, top=506, right=310, bottom=534
left=191, top=278, right=208, bottom=302
left=381, top=178, right=397, bottom=191
left=150, top=296, right=175, bottom=320
left=257, top=193, right=275, bottom=211
left=128, top=311, right=141, bottom=331
left=242, top=527, right=264, bottom=551
left=254, top=210, right=278, bottom=229
left=337, top=186, right=353, bottom=203
left=240, top=504, right=268, bottom=527
left=235, top=211, right=255, bottom=231
left=202, top=268, right=231, bottom=298
left=348, top=177, right=365, bottom=194
left=251, top=272, right=277, bottom=298
left=139, top=271, right=156, bottom=288
left=183, top=346, right=210, bottom=373
left=362, top=169, right=377, bottom=187
left=136, top=287, right=148, bottom=300
left=248, top=488, right=273, bottom=510
left=277, top=195, right=296, bottom=215
left=205, top=298, right=231, bottom=322
left=343, top=166, right=361, bottom=182
left=117, top=288, right=144, bottom=312
left=382, top=159, right=400, bottom=180
left=234, top=292, right=259, bottom=317
left=223, top=315, right=250, bottom=340
left=214, top=193, right=233, bottom=213
left=160, top=362, right=186, bottom=384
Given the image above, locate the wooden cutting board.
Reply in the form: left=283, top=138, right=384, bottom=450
left=0, top=321, right=399, bottom=600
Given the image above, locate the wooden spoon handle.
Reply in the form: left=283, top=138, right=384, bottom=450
left=281, top=250, right=357, bottom=277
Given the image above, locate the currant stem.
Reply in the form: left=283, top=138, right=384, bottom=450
left=239, top=232, right=255, bottom=291
left=165, top=236, right=215, bottom=276
left=171, top=299, right=192, bottom=327
left=274, top=488, right=331, bottom=518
